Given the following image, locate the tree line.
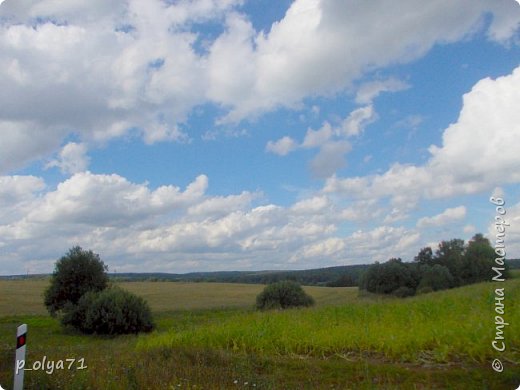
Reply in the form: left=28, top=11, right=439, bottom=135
left=360, top=233, right=511, bottom=297
left=109, top=265, right=369, bottom=286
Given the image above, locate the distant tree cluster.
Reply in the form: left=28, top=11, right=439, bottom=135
left=326, top=273, right=357, bottom=287
left=44, top=246, right=154, bottom=335
left=360, top=234, right=507, bottom=297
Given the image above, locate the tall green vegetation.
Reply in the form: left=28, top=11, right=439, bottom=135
left=44, top=246, right=109, bottom=316
left=460, top=233, right=499, bottom=283
left=140, top=278, right=520, bottom=367
left=44, top=246, right=154, bottom=334
left=359, top=258, right=419, bottom=297
left=361, top=233, right=506, bottom=296
left=416, top=264, right=454, bottom=293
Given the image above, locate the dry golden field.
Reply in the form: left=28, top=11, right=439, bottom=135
left=0, top=279, right=358, bottom=316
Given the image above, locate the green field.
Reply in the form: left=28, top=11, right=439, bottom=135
left=0, top=279, right=519, bottom=389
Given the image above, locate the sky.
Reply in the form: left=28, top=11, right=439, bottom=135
left=1, top=0, right=520, bottom=275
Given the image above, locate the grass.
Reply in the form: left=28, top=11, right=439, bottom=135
left=0, top=280, right=50, bottom=316
left=138, top=280, right=520, bottom=364
left=0, top=280, right=357, bottom=315
left=0, top=279, right=519, bottom=389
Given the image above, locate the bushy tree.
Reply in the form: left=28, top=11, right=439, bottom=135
left=360, top=258, right=419, bottom=295
left=414, top=246, right=434, bottom=266
left=434, top=239, right=465, bottom=285
left=459, top=233, right=503, bottom=284
left=62, top=287, right=154, bottom=335
left=45, top=247, right=154, bottom=335
left=417, top=264, right=454, bottom=292
left=44, top=246, right=108, bottom=316
left=256, top=280, right=314, bottom=310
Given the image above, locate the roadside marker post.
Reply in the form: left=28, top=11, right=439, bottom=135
left=14, top=324, right=27, bottom=390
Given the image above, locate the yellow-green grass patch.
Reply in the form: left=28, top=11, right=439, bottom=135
left=139, top=279, right=520, bottom=365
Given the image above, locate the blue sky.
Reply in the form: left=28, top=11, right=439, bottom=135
left=1, top=0, right=520, bottom=275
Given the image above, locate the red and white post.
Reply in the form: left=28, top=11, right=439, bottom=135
left=13, top=324, right=27, bottom=390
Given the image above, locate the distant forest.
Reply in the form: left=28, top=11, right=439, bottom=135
left=3, top=259, right=519, bottom=287
left=109, top=264, right=369, bottom=287
left=112, top=257, right=520, bottom=287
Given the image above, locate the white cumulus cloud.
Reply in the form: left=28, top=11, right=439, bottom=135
left=417, top=206, right=467, bottom=228
left=266, top=136, right=298, bottom=156
left=2, top=0, right=518, bottom=173
left=45, top=142, right=90, bottom=175
left=324, top=65, right=520, bottom=205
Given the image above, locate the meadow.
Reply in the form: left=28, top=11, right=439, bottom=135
left=0, top=277, right=519, bottom=389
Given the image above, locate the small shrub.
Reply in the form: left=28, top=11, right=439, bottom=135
left=62, top=287, right=154, bottom=335
left=416, top=285, right=434, bottom=295
left=392, top=286, right=415, bottom=298
left=256, top=280, right=314, bottom=310
left=61, top=296, right=92, bottom=330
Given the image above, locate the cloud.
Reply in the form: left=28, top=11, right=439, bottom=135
left=0, top=172, right=212, bottom=273
left=323, top=164, right=431, bottom=209
left=2, top=0, right=518, bottom=173
left=483, top=0, right=520, bottom=43
left=309, top=140, right=351, bottom=178
left=338, top=199, right=383, bottom=222
left=1, top=0, right=519, bottom=274
left=321, top=66, right=520, bottom=248
left=487, top=199, right=520, bottom=260
left=417, top=206, right=466, bottom=228
left=26, top=172, right=208, bottom=226
left=266, top=105, right=375, bottom=177
left=302, top=122, right=334, bottom=148
left=290, top=196, right=329, bottom=214
left=428, top=66, right=520, bottom=189
left=340, top=105, right=377, bottom=137
left=206, top=12, right=256, bottom=111
left=0, top=0, right=237, bottom=173
left=1, top=170, right=517, bottom=275
left=291, top=225, right=421, bottom=264
left=463, top=224, right=476, bottom=234
left=215, top=0, right=520, bottom=122
left=0, top=175, right=45, bottom=224
left=142, top=122, right=190, bottom=144
left=393, top=115, right=423, bottom=131
left=324, top=65, right=520, bottom=205
left=0, top=120, right=64, bottom=174
left=294, top=237, right=346, bottom=260
left=187, top=191, right=257, bottom=218
left=0, top=171, right=341, bottom=273
left=266, top=136, right=298, bottom=156
left=355, top=78, right=409, bottom=105
left=45, top=142, right=90, bottom=175
left=201, top=127, right=249, bottom=141
left=1, top=168, right=419, bottom=273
